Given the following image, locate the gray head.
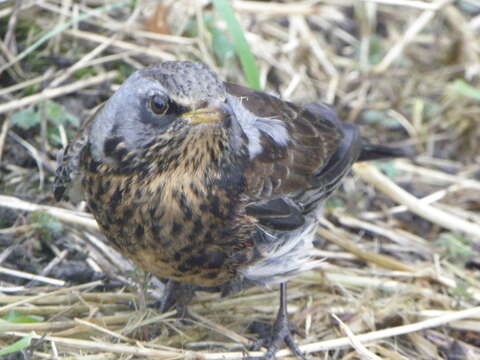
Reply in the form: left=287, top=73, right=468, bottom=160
left=89, top=61, right=229, bottom=161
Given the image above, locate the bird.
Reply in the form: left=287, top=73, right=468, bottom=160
left=54, top=61, right=407, bottom=359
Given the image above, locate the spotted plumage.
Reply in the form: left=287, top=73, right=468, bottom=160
left=55, top=61, right=407, bottom=359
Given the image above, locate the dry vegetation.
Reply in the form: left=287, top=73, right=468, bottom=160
left=1, top=0, right=480, bottom=359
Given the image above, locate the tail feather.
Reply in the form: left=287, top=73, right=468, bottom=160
left=357, top=144, right=413, bottom=162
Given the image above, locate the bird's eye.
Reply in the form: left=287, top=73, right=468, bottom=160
left=149, top=95, right=169, bottom=115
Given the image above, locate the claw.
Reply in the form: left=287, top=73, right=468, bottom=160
left=249, top=283, right=307, bottom=359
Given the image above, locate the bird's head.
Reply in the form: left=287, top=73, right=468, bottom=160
left=89, top=61, right=234, bottom=162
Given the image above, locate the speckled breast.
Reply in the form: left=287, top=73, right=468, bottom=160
left=81, top=158, right=260, bottom=287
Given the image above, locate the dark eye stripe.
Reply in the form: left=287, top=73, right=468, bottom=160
left=167, top=101, right=189, bottom=115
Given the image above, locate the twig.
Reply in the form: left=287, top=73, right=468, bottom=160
left=0, top=1, right=131, bottom=74
left=0, top=266, right=64, bottom=286
left=73, top=318, right=133, bottom=343
left=332, top=313, right=382, bottom=360
left=188, top=310, right=251, bottom=346
left=1, top=331, right=185, bottom=359
left=0, top=117, right=9, bottom=163
left=0, top=69, right=54, bottom=97
left=353, top=163, right=480, bottom=242
left=0, top=195, right=98, bottom=229
left=395, top=160, right=480, bottom=190
left=0, top=1, right=34, bottom=19
left=233, top=1, right=319, bottom=15
left=64, top=29, right=175, bottom=61
left=8, top=305, right=474, bottom=359
left=49, top=39, right=117, bottom=88
left=279, top=306, right=480, bottom=358
left=0, top=314, right=134, bottom=334
left=374, top=0, right=453, bottom=72
left=0, top=281, right=102, bottom=313
left=294, top=16, right=338, bottom=102
left=26, top=249, right=69, bottom=288
left=9, top=132, right=48, bottom=188
left=0, top=292, right=135, bottom=307
left=49, top=0, right=142, bottom=88
left=0, top=71, right=118, bottom=114
left=317, top=225, right=418, bottom=273
left=361, top=0, right=443, bottom=10
left=360, top=184, right=459, bottom=220
left=331, top=209, right=431, bottom=252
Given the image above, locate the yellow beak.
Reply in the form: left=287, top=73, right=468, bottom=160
left=181, top=107, right=226, bottom=124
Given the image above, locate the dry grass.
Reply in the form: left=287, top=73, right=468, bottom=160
left=1, top=0, right=480, bottom=359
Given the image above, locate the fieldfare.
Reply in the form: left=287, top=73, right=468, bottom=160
left=55, top=61, right=406, bottom=359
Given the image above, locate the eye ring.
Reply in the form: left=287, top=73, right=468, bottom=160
left=149, top=95, right=169, bottom=115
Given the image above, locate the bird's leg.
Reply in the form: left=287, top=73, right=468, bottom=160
left=154, top=279, right=195, bottom=319
left=251, top=282, right=307, bottom=359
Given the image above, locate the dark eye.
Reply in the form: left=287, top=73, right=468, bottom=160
left=149, top=95, right=169, bottom=115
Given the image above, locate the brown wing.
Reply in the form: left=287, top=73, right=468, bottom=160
left=225, top=83, right=361, bottom=231
left=226, top=83, right=347, bottom=197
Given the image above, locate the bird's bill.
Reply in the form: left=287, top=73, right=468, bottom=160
left=181, top=107, right=227, bottom=124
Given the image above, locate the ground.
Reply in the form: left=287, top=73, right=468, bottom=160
left=0, top=0, right=480, bottom=359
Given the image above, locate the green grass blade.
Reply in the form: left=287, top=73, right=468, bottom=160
left=212, top=0, right=261, bottom=90
left=4, top=310, right=43, bottom=324
left=0, top=334, right=32, bottom=356
left=451, top=79, right=480, bottom=101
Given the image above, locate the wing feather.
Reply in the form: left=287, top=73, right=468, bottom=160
left=226, top=83, right=361, bottom=231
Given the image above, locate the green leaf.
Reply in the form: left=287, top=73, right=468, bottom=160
left=450, top=79, right=480, bottom=101
left=435, top=232, right=474, bottom=260
left=11, top=101, right=78, bottom=134
left=361, top=110, right=400, bottom=128
left=457, top=0, right=480, bottom=14
left=184, top=18, right=199, bottom=38
left=368, top=35, right=385, bottom=65
left=210, top=26, right=236, bottom=66
left=213, top=0, right=261, bottom=90
left=74, top=67, right=98, bottom=79
left=183, top=14, right=235, bottom=66
left=373, top=161, right=401, bottom=178
left=30, top=212, right=64, bottom=241
left=184, top=14, right=214, bottom=37
left=451, top=279, right=472, bottom=300
left=116, top=63, right=135, bottom=82
left=3, top=310, right=43, bottom=324
left=0, top=334, right=32, bottom=356
left=11, top=107, right=41, bottom=130
left=324, top=196, right=345, bottom=209
left=22, top=84, right=40, bottom=96
left=44, top=100, right=79, bottom=127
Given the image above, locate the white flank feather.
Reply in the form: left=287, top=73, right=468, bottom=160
left=239, top=219, right=322, bottom=285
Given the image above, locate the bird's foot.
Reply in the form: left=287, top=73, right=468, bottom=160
left=149, top=279, right=195, bottom=320
left=250, top=316, right=306, bottom=360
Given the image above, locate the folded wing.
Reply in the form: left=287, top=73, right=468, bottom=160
left=225, top=83, right=362, bottom=231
